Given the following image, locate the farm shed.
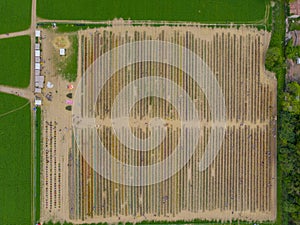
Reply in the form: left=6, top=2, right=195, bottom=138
left=290, top=0, right=300, bottom=16
left=35, top=99, right=42, bottom=106
left=35, top=30, right=41, bottom=37
left=60, top=48, right=66, bottom=56
left=35, top=88, right=42, bottom=94
left=35, top=43, right=40, bottom=50
left=35, top=63, right=40, bottom=70
left=35, top=76, right=44, bottom=88
left=35, top=69, right=40, bottom=76
left=35, top=50, right=40, bottom=57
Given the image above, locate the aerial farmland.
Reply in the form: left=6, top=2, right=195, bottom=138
left=0, top=0, right=286, bottom=225
left=37, top=25, right=277, bottom=224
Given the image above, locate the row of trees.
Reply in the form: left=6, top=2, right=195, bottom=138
left=266, top=0, right=299, bottom=224
left=279, top=82, right=300, bottom=224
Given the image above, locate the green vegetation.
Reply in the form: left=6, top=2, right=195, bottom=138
left=37, top=0, right=268, bottom=23
left=43, top=220, right=275, bottom=225
left=267, top=0, right=300, bottom=224
left=265, top=1, right=286, bottom=225
left=285, top=39, right=300, bottom=59
left=266, top=0, right=286, bottom=100
left=35, top=107, right=41, bottom=222
left=58, top=35, right=78, bottom=82
left=0, top=36, right=31, bottom=88
left=0, top=93, right=31, bottom=225
left=265, top=46, right=284, bottom=70
left=0, top=0, right=31, bottom=34
left=289, top=21, right=300, bottom=31
left=278, top=82, right=300, bottom=224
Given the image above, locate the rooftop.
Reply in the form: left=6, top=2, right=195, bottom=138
left=290, top=0, right=300, bottom=16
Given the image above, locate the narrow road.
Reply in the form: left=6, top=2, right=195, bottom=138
left=0, top=29, right=31, bottom=39
left=0, top=85, right=34, bottom=100
left=36, top=18, right=266, bottom=26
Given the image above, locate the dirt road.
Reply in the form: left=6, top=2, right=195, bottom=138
left=0, top=85, right=33, bottom=100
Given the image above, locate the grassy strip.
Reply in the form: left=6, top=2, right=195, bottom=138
left=0, top=93, right=32, bottom=225
left=43, top=220, right=276, bottom=225
left=38, top=23, right=270, bottom=34
left=0, top=0, right=31, bottom=34
left=35, top=107, right=41, bottom=222
left=0, top=36, right=31, bottom=88
left=37, top=0, right=268, bottom=23
left=37, top=23, right=110, bottom=33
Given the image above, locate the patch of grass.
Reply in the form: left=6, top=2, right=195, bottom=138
left=288, top=15, right=300, bottom=30
left=58, top=35, right=78, bottom=82
left=37, top=0, right=268, bottom=24
left=43, top=220, right=276, bottom=225
left=0, top=36, right=31, bottom=88
left=0, top=93, right=32, bottom=225
left=0, top=0, right=31, bottom=34
left=35, top=107, right=41, bottom=222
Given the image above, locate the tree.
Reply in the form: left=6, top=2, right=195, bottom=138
left=265, top=47, right=284, bottom=71
left=66, top=93, right=73, bottom=98
left=283, top=82, right=300, bottom=115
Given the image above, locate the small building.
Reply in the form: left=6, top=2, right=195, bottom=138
left=296, top=57, right=300, bottom=65
left=35, top=99, right=42, bottom=106
left=60, top=48, right=66, bottom=56
left=35, top=76, right=44, bottom=88
left=290, top=0, right=300, bottom=16
left=35, top=57, right=41, bottom=63
left=35, top=43, right=40, bottom=50
left=35, top=88, right=42, bottom=94
left=35, top=63, right=40, bottom=70
left=35, top=69, right=40, bottom=76
left=35, top=76, right=44, bottom=83
left=35, top=50, right=40, bottom=57
left=35, top=30, right=41, bottom=38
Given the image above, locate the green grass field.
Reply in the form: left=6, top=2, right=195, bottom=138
left=37, top=0, right=268, bottom=23
left=0, top=0, right=31, bottom=34
left=0, top=36, right=31, bottom=88
left=0, top=93, right=32, bottom=225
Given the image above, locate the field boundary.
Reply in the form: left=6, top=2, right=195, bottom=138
left=37, top=19, right=268, bottom=29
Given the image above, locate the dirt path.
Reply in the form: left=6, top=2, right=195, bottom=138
left=36, top=18, right=266, bottom=27
left=0, top=85, right=34, bottom=100
left=29, top=1, right=37, bottom=225
left=0, top=29, right=31, bottom=39
left=0, top=0, right=36, bottom=40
